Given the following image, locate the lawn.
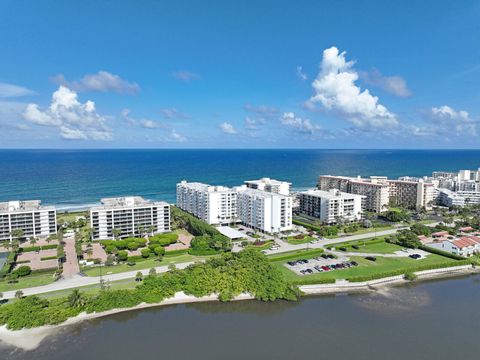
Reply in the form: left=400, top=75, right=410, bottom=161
left=82, top=254, right=212, bottom=276
left=340, top=225, right=393, bottom=236
left=39, top=279, right=138, bottom=299
left=57, top=211, right=88, bottom=224
left=285, top=235, right=316, bottom=245
left=333, top=238, right=404, bottom=254
left=0, top=271, right=56, bottom=292
left=272, top=251, right=465, bottom=285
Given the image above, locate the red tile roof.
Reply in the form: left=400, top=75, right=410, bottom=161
left=432, top=231, right=449, bottom=237
left=452, top=237, right=478, bottom=249
left=459, top=226, right=474, bottom=232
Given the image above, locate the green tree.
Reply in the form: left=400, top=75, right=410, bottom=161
left=10, top=229, right=24, bottom=243
left=67, top=289, right=86, bottom=308
left=15, top=290, right=24, bottom=299
left=135, top=271, right=143, bottom=282
left=112, top=228, right=122, bottom=240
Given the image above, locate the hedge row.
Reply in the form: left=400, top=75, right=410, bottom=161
left=334, top=237, right=386, bottom=250
left=40, top=256, right=58, bottom=261
left=268, top=249, right=324, bottom=263
left=292, top=219, right=321, bottom=232
left=290, top=277, right=336, bottom=286
left=20, top=244, right=58, bottom=252
left=419, top=245, right=466, bottom=260
left=346, top=259, right=471, bottom=282
left=188, top=248, right=219, bottom=256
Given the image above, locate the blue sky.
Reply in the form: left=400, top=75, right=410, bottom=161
left=0, top=0, right=479, bottom=148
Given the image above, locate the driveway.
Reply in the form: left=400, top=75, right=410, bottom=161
left=62, top=236, right=80, bottom=278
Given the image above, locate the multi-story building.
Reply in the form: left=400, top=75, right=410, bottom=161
left=318, top=175, right=433, bottom=211
left=176, top=181, right=237, bottom=225
left=244, top=178, right=291, bottom=195
left=235, top=186, right=292, bottom=233
left=0, top=200, right=57, bottom=242
left=438, top=189, right=480, bottom=207
left=90, top=196, right=170, bottom=240
left=298, top=189, right=364, bottom=224
left=318, top=175, right=389, bottom=213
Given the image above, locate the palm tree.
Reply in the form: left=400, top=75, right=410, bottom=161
left=112, top=228, right=122, bottom=240
left=10, top=229, right=24, bottom=244
left=135, top=271, right=143, bottom=282
left=137, top=225, right=145, bottom=238
left=67, top=289, right=86, bottom=308
left=147, top=225, right=156, bottom=237
left=29, top=237, right=37, bottom=246
left=86, top=248, right=93, bottom=259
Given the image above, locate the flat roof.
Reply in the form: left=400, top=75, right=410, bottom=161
left=0, top=200, right=54, bottom=213
left=177, top=181, right=234, bottom=193
left=91, top=196, right=169, bottom=210
left=300, top=189, right=364, bottom=200
left=217, top=226, right=245, bottom=239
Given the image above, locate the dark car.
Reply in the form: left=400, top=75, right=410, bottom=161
left=365, top=256, right=377, bottom=262
left=409, top=254, right=421, bottom=259
left=351, top=261, right=358, bottom=266
left=352, top=245, right=359, bottom=249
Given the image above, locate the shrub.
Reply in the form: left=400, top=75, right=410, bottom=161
left=127, top=242, right=139, bottom=251
left=404, top=272, right=417, bottom=281
left=105, top=244, right=117, bottom=254
left=141, top=248, right=151, bottom=258
left=154, top=246, right=165, bottom=257
left=13, top=265, right=31, bottom=277
left=117, top=250, right=128, bottom=262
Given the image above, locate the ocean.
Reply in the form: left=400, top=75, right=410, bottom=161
left=0, top=149, right=479, bottom=209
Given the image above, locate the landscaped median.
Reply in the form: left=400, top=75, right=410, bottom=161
left=285, top=234, right=315, bottom=245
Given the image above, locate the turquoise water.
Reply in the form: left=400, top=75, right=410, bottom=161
left=0, top=149, right=479, bottom=209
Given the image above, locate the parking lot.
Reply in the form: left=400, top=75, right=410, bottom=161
left=285, top=254, right=358, bottom=276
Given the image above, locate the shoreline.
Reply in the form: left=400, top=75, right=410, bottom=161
left=0, top=265, right=478, bottom=351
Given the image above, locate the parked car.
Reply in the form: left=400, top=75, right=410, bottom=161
left=365, top=256, right=377, bottom=262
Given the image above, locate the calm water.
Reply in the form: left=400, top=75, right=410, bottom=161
left=1, top=149, right=479, bottom=209
left=2, top=274, right=480, bottom=359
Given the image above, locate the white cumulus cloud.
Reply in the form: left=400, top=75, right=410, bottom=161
left=281, top=112, right=321, bottom=134
left=307, top=46, right=399, bottom=129
left=23, top=86, right=112, bottom=140
left=52, top=71, right=140, bottom=94
left=219, top=122, right=237, bottom=134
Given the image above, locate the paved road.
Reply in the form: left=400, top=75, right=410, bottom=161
left=1, top=261, right=197, bottom=300
left=262, top=227, right=408, bottom=255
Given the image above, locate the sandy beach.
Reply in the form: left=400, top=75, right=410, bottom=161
left=0, top=264, right=477, bottom=351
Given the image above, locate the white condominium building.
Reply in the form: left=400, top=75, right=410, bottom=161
left=244, top=177, right=291, bottom=195
left=298, top=189, right=364, bottom=224
left=0, top=200, right=57, bottom=242
left=176, top=181, right=237, bottom=225
left=90, top=196, right=170, bottom=240
left=438, top=189, right=480, bottom=207
left=235, top=186, right=292, bottom=233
